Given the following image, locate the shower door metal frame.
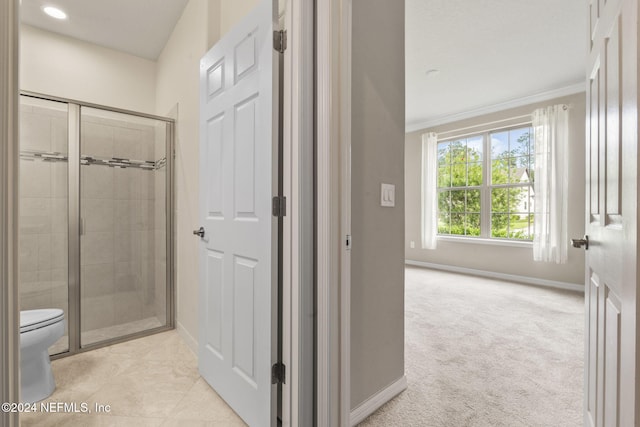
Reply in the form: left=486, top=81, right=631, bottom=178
left=20, top=91, right=176, bottom=358
left=68, top=102, right=80, bottom=353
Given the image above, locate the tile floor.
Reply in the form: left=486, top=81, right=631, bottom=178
left=21, top=330, right=247, bottom=426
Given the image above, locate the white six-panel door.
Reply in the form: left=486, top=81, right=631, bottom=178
left=584, top=0, right=638, bottom=425
left=198, top=1, right=279, bottom=425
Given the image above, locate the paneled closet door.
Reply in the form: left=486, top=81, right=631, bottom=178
left=18, top=95, right=70, bottom=355
left=584, top=0, right=639, bottom=425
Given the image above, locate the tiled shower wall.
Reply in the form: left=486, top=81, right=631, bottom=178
left=80, top=113, right=165, bottom=336
left=19, top=103, right=69, bottom=346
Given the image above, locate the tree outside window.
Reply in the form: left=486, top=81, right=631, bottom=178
left=436, top=126, right=534, bottom=240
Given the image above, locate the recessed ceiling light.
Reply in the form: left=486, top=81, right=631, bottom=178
left=425, top=69, right=441, bottom=77
left=42, top=6, right=67, bottom=20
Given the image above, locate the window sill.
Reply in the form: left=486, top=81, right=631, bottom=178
left=436, top=235, right=533, bottom=248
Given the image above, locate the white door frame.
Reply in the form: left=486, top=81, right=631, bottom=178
left=0, top=1, right=21, bottom=426
left=281, top=0, right=315, bottom=425
left=315, top=0, right=349, bottom=425
left=339, top=1, right=353, bottom=426
left=316, top=0, right=353, bottom=425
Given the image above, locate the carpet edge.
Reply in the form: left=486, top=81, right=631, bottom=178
left=405, top=260, right=584, bottom=292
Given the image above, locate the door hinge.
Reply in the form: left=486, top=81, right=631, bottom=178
left=346, top=234, right=352, bottom=250
left=273, top=30, right=287, bottom=53
left=272, top=362, right=286, bottom=384
left=272, top=196, right=286, bottom=217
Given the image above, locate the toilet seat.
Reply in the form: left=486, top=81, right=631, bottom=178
left=20, top=309, right=64, bottom=333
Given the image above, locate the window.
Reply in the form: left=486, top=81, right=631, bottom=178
left=436, top=125, right=534, bottom=241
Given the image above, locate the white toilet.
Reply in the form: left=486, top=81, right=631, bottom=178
left=20, top=309, right=65, bottom=403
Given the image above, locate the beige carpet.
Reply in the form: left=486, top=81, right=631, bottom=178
left=359, top=267, right=583, bottom=427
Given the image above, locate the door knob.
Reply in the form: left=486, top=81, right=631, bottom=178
left=193, top=226, right=205, bottom=238
left=571, top=235, right=589, bottom=250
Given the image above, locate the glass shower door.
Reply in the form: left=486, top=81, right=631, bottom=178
left=18, top=95, right=70, bottom=355
left=79, top=107, right=169, bottom=347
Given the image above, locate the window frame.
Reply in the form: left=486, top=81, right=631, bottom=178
left=435, top=123, right=534, bottom=242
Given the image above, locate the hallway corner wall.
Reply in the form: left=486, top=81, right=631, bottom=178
left=351, top=0, right=406, bottom=410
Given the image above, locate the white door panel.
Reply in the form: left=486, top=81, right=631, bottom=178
left=198, top=1, right=279, bottom=425
left=584, top=0, right=637, bottom=425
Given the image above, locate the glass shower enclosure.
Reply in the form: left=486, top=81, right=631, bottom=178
left=18, top=93, right=174, bottom=355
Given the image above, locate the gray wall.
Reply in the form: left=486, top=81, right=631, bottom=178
left=405, top=92, right=586, bottom=285
left=351, top=0, right=405, bottom=409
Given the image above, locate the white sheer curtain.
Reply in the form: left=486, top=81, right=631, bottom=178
left=532, top=105, right=569, bottom=263
left=422, top=132, right=438, bottom=249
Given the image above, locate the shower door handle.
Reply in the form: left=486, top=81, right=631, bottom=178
left=193, top=226, right=205, bottom=238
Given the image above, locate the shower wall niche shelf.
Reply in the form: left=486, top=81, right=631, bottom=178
left=20, top=149, right=167, bottom=171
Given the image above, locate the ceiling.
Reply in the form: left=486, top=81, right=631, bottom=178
left=406, top=0, right=586, bottom=129
left=20, top=0, right=586, bottom=126
left=20, top=0, right=189, bottom=60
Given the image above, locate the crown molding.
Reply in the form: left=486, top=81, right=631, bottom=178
left=406, top=82, right=586, bottom=133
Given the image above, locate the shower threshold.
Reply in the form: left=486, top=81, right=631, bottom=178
left=50, top=317, right=168, bottom=357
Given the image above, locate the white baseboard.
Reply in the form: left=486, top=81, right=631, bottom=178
left=405, top=259, right=584, bottom=292
left=350, top=375, right=408, bottom=426
left=176, top=321, right=198, bottom=356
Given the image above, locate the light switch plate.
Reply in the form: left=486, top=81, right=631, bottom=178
left=381, top=183, right=395, bottom=207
